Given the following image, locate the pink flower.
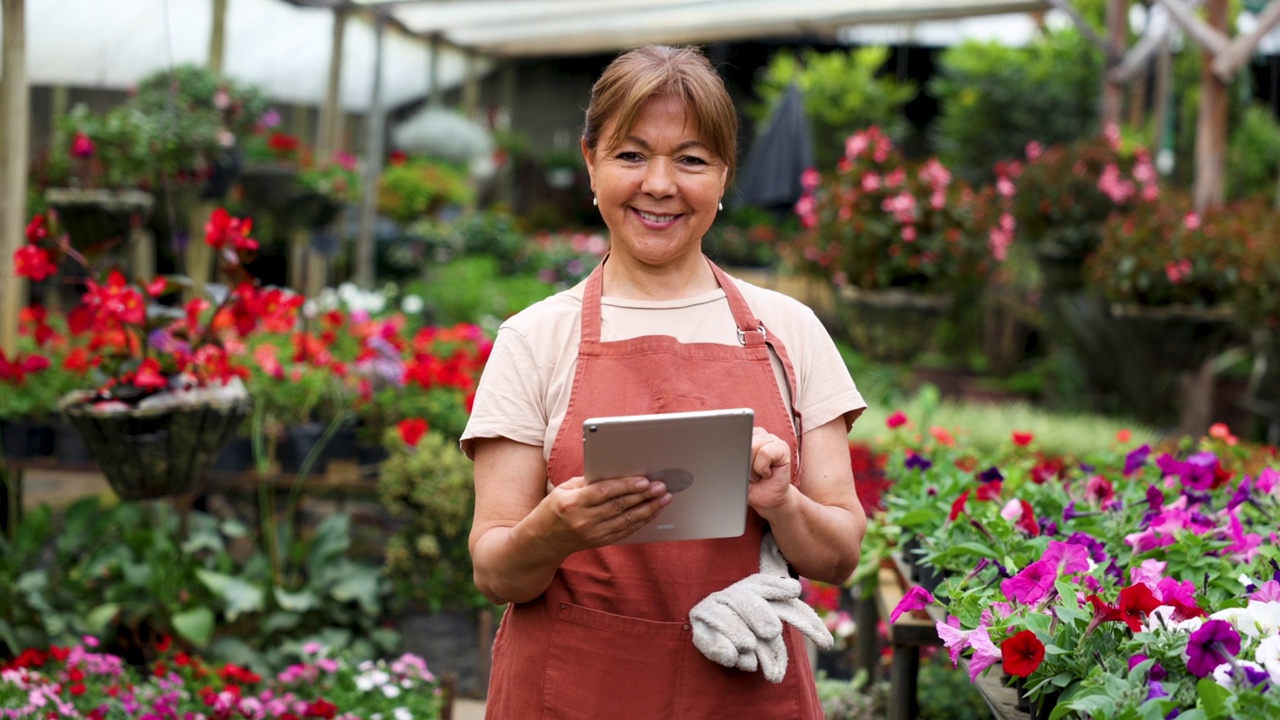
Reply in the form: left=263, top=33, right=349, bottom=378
left=1183, top=212, right=1201, bottom=230
left=885, top=411, right=908, bottom=429
left=935, top=616, right=972, bottom=666
left=1250, top=580, right=1280, bottom=603
left=1044, top=540, right=1089, bottom=576
left=71, top=131, right=95, bottom=158
left=966, top=626, right=1003, bottom=682
left=1000, top=560, right=1058, bottom=605
left=800, top=168, right=821, bottom=192
left=1025, top=141, right=1043, bottom=161
left=890, top=586, right=935, bottom=624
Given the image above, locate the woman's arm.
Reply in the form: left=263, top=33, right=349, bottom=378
left=747, top=417, right=866, bottom=585
left=469, top=437, right=673, bottom=605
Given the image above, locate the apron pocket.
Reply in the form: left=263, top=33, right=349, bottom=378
left=543, top=602, right=687, bottom=720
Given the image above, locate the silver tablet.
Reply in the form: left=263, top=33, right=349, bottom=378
left=582, top=407, right=754, bottom=545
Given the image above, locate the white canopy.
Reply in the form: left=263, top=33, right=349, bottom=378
left=5, top=0, right=481, bottom=110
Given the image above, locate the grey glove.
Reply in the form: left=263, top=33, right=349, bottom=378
left=689, top=533, right=834, bottom=683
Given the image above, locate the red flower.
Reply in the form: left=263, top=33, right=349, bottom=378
left=1116, top=582, right=1161, bottom=632
left=69, top=682, right=87, bottom=696
left=132, top=358, right=169, bottom=390
left=885, top=410, right=908, bottom=429
left=975, top=481, right=1003, bottom=502
left=1016, top=499, right=1039, bottom=536
left=204, top=207, right=257, bottom=252
left=305, top=698, right=338, bottom=719
left=1000, top=630, right=1045, bottom=677
left=71, top=131, right=95, bottom=158
left=1012, top=431, right=1033, bottom=446
left=948, top=489, right=971, bottom=521
left=25, top=214, right=49, bottom=244
left=14, top=244, right=58, bottom=281
left=398, top=418, right=429, bottom=447
left=0, top=349, right=50, bottom=385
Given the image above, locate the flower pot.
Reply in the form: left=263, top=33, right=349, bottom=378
left=277, top=422, right=334, bottom=476
left=212, top=436, right=255, bottom=472
left=1109, top=302, right=1238, bottom=374
left=58, top=381, right=252, bottom=501
left=836, top=286, right=952, bottom=363
left=239, top=163, right=300, bottom=216
left=0, top=419, right=56, bottom=459
left=44, top=188, right=154, bottom=248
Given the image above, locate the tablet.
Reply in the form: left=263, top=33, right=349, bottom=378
left=582, top=407, right=754, bottom=545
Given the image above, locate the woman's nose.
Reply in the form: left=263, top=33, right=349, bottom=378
left=640, top=158, right=677, bottom=198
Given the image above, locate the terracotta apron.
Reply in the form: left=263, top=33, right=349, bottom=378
left=484, top=257, right=822, bottom=720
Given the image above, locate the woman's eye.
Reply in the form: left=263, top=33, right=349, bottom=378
left=680, top=155, right=709, bottom=166
left=616, top=151, right=643, bottom=162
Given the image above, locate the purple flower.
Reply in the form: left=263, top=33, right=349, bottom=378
left=1146, top=680, right=1168, bottom=701
left=1124, top=444, right=1151, bottom=476
left=1145, top=484, right=1165, bottom=511
left=890, top=586, right=935, bottom=623
left=978, top=466, right=1004, bottom=483
left=1228, top=476, right=1254, bottom=511
left=1066, top=531, right=1108, bottom=563
left=1185, top=619, right=1241, bottom=678
left=1063, top=502, right=1081, bottom=522
left=905, top=454, right=933, bottom=472
left=1044, top=540, right=1089, bottom=575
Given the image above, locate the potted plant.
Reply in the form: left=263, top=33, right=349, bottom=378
left=377, top=156, right=473, bottom=225
left=542, top=147, right=582, bottom=189
left=786, top=126, right=1012, bottom=361
left=12, top=207, right=266, bottom=500
left=1084, top=188, right=1251, bottom=374
left=1010, top=128, right=1159, bottom=292
left=238, top=127, right=304, bottom=215
left=0, top=306, right=94, bottom=460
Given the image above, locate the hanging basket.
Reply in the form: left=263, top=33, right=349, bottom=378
left=239, top=163, right=301, bottom=216
left=286, top=190, right=343, bottom=229
left=59, top=380, right=252, bottom=501
left=836, top=286, right=953, bottom=363
left=45, top=188, right=154, bottom=247
left=1108, top=302, right=1239, bottom=374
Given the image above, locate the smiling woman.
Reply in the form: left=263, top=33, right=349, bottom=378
left=463, top=45, right=868, bottom=720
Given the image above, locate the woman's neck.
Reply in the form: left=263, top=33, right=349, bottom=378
left=601, top=252, right=719, bottom=300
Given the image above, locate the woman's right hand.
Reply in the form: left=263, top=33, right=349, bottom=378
left=542, top=475, right=673, bottom=550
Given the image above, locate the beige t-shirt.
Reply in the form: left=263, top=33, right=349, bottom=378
left=461, top=273, right=866, bottom=461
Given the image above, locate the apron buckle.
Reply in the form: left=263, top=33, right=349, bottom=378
left=737, top=323, right=767, bottom=346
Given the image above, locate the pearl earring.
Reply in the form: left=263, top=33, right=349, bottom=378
left=592, top=196, right=598, bottom=207
left=717, top=201, right=723, bottom=211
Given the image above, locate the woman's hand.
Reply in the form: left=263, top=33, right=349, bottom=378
left=747, top=426, right=794, bottom=512
left=543, top=475, right=673, bottom=551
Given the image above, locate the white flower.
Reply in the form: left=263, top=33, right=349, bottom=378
left=1240, top=573, right=1256, bottom=587
left=1210, top=602, right=1280, bottom=639
left=1145, top=605, right=1205, bottom=634
left=400, top=294, right=425, bottom=314
left=355, top=674, right=376, bottom=692
left=381, top=683, right=402, bottom=698
left=394, top=708, right=413, bottom=720
left=1212, top=659, right=1266, bottom=690
left=1255, top=634, right=1280, bottom=684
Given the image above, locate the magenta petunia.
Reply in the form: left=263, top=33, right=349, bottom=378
left=1044, top=540, right=1089, bottom=576
left=890, top=585, right=935, bottom=624
left=1000, top=559, right=1058, bottom=605
left=966, top=626, right=1003, bottom=683
left=1250, top=579, right=1280, bottom=603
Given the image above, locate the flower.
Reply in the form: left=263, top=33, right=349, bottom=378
left=784, top=126, right=1012, bottom=293
left=14, top=208, right=264, bottom=404
left=890, top=586, right=935, bottom=624
left=1000, top=629, right=1045, bottom=677
left=1185, top=619, right=1242, bottom=678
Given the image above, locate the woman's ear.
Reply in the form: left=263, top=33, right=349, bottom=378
left=581, top=137, right=596, bottom=190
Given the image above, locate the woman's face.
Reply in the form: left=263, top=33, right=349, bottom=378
left=583, top=94, right=727, bottom=269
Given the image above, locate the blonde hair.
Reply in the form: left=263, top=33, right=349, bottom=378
left=583, top=45, right=738, bottom=186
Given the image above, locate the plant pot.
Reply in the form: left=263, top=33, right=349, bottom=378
left=239, top=163, right=300, bottom=215
left=836, top=286, right=952, bottom=363
left=1109, top=302, right=1238, bottom=374
left=44, top=188, right=154, bottom=248
left=277, top=422, right=334, bottom=476
left=58, top=381, right=252, bottom=501
left=212, top=436, right=254, bottom=472
left=0, top=419, right=57, bottom=459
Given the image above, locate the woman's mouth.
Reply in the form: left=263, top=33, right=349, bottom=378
left=634, top=209, right=680, bottom=225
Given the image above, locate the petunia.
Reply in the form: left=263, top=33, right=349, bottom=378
left=1000, top=630, right=1045, bottom=677
left=1012, top=431, right=1033, bottom=447
left=1084, top=475, right=1115, bottom=507
left=1211, top=660, right=1268, bottom=690
left=978, top=466, right=1004, bottom=483
left=1224, top=510, right=1263, bottom=563
left=1015, top=500, right=1039, bottom=537
left=1124, top=444, right=1151, bottom=476
left=1227, top=476, right=1254, bottom=511
left=935, top=616, right=972, bottom=667
left=889, top=586, right=935, bottom=624
left=886, top=411, right=909, bottom=429
left=1000, top=560, right=1057, bottom=605
left=905, top=453, right=933, bottom=472
left=1124, top=527, right=1174, bottom=554
left=1185, top=619, right=1242, bottom=678
left=975, top=481, right=1003, bottom=501
left=1043, top=541, right=1089, bottom=576
left=1128, top=559, right=1168, bottom=592
left=1257, top=467, right=1280, bottom=494
left=948, top=489, right=971, bottom=522
left=1116, top=583, right=1161, bottom=633
left=966, top=626, right=1003, bottom=683
left=1255, top=634, right=1280, bottom=685
left=1250, top=580, right=1280, bottom=603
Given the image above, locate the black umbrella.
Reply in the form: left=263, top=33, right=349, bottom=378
left=733, top=83, right=814, bottom=216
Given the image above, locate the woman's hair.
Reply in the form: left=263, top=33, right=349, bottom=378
left=583, top=45, right=738, bottom=186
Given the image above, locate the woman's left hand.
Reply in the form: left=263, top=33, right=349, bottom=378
left=747, top=426, right=793, bottom=512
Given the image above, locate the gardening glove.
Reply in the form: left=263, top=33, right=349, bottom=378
left=690, top=532, right=834, bottom=683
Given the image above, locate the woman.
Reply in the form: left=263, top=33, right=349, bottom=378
left=463, top=45, right=866, bottom=719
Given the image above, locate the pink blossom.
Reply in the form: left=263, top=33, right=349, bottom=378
left=1103, top=123, right=1122, bottom=148
left=1025, top=141, right=1043, bottom=161
left=800, top=167, right=821, bottom=191
left=860, top=172, right=882, bottom=192
left=846, top=132, right=870, bottom=159
left=936, top=616, right=972, bottom=666
left=1258, top=468, right=1280, bottom=494
left=1250, top=580, right=1280, bottom=603
left=1097, top=164, right=1136, bottom=204
left=1001, top=559, right=1058, bottom=605
left=890, top=585, right=935, bottom=623
left=996, top=175, right=1016, bottom=197
left=1183, top=212, right=1201, bottom=230
left=1225, top=510, right=1262, bottom=563
left=1000, top=498, right=1024, bottom=521
left=967, top=626, right=1004, bottom=682
left=1166, top=259, right=1192, bottom=284
left=1129, top=559, right=1168, bottom=592
left=918, top=158, right=952, bottom=189
left=901, top=225, right=917, bottom=242
left=1044, top=540, right=1089, bottom=576
left=1125, top=527, right=1176, bottom=553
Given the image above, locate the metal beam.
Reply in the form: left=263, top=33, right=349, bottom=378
left=1, top=0, right=29, bottom=356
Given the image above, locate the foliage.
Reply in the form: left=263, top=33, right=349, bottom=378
left=1010, top=130, right=1159, bottom=263
left=1226, top=103, right=1280, bottom=202
left=1236, top=206, right=1280, bottom=328
left=0, top=310, right=88, bottom=422
left=401, top=255, right=556, bottom=327
left=0, top=495, right=397, bottom=674
left=878, top=414, right=1280, bottom=719
left=297, top=152, right=361, bottom=204
left=750, top=47, right=917, bottom=170
left=522, top=230, right=608, bottom=288
left=787, top=126, right=1012, bottom=293
left=1, top=640, right=442, bottom=719
left=930, top=30, right=1103, bottom=184
left=703, top=205, right=797, bottom=268
left=1086, top=189, right=1256, bottom=308
left=44, top=104, right=153, bottom=189
left=378, top=157, right=473, bottom=224
left=378, top=427, right=487, bottom=612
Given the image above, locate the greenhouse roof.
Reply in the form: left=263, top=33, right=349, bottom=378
left=6, top=0, right=1049, bottom=110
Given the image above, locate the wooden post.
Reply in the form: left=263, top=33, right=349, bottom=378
left=129, top=227, right=156, bottom=281
left=186, top=203, right=215, bottom=301
left=1, top=0, right=30, bottom=357
left=463, top=49, right=480, bottom=120
left=1101, top=0, right=1130, bottom=130
left=317, top=8, right=347, bottom=163
left=1193, top=0, right=1229, bottom=212
left=428, top=33, right=443, bottom=109
left=354, top=13, right=387, bottom=290
left=209, top=0, right=228, bottom=76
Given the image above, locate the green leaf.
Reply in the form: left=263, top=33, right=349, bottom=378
left=84, top=603, right=121, bottom=635
left=171, top=607, right=214, bottom=647
left=1197, top=677, right=1233, bottom=720
left=273, top=586, right=318, bottom=612
left=1022, top=612, right=1052, bottom=635
left=196, top=569, right=265, bottom=621
left=329, top=566, right=381, bottom=616
left=261, top=611, right=302, bottom=634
